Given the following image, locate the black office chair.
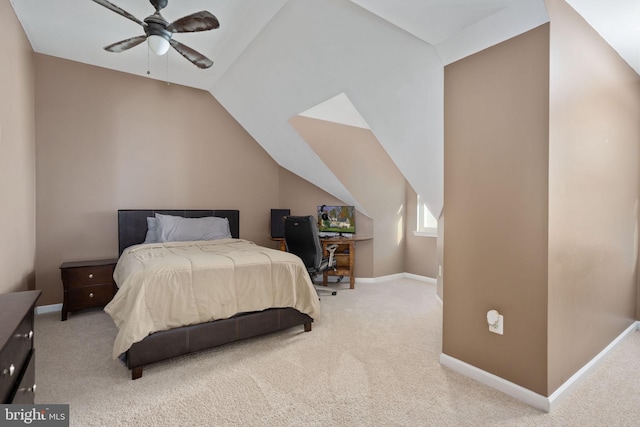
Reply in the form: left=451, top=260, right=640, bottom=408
left=283, top=215, right=339, bottom=296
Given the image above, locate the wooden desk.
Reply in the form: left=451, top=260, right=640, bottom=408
left=275, top=235, right=371, bottom=289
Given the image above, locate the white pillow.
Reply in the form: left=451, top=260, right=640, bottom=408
left=143, top=217, right=159, bottom=243
left=155, top=214, right=232, bottom=243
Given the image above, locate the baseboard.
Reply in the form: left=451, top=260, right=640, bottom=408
left=439, top=353, right=551, bottom=411
left=356, top=273, right=437, bottom=284
left=546, top=320, right=639, bottom=411
left=440, top=320, right=640, bottom=412
left=35, top=303, right=62, bottom=315
left=404, top=273, right=437, bottom=285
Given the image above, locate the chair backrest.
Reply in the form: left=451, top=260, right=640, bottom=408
left=283, top=215, right=323, bottom=271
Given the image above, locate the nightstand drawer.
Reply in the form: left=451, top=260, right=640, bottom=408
left=63, top=265, right=114, bottom=288
left=66, top=283, right=114, bottom=311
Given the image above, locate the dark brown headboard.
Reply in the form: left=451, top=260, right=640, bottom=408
left=118, top=210, right=240, bottom=256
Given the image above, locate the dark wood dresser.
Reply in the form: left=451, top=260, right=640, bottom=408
left=0, top=290, right=41, bottom=404
left=60, top=259, right=118, bottom=321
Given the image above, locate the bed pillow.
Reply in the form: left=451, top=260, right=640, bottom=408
left=155, top=213, right=232, bottom=243
left=143, top=217, right=159, bottom=243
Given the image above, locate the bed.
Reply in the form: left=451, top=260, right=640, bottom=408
left=107, top=209, right=318, bottom=380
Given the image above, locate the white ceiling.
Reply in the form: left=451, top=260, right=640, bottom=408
left=10, top=0, right=640, bottom=217
left=10, top=0, right=289, bottom=90
left=10, top=0, right=639, bottom=86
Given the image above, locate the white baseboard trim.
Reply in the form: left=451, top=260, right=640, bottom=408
left=440, top=320, right=639, bottom=412
left=404, top=273, right=437, bottom=285
left=355, top=273, right=403, bottom=283
left=355, top=273, right=437, bottom=284
left=35, top=303, right=62, bottom=315
left=440, top=353, right=551, bottom=411
left=546, top=320, right=639, bottom=411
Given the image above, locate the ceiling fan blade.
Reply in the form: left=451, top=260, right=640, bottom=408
left=167, top=11, right=220, bottom=33
left=104, top=35, right=147, bottom=53
left=91, top=0, right=145, bottom=26
left=169, top=39, right=213, bottom=69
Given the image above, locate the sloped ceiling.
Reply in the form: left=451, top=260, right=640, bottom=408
left=10, top=0, right=640, bottom=218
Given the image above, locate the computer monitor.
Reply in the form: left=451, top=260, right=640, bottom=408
left=317, top=205, right=356, bottom=235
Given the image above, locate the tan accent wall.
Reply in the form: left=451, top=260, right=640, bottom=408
left=0, top=3, right=36, bottom=294
left=289, top=116, right=422, bottom=278
left=34, top=55, right=280, bottom=306
left=405, top=185, right=438, bottom=278
left=546, top=0, right=640, bottom=393
left=445, top=2, right=640, bottom=397
left=443, top=25, right=551, bottom=395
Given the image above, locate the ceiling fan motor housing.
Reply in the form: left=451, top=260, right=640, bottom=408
left=144, top=13, right=172, bottom=41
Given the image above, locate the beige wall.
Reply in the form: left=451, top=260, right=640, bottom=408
left=546, top=0, right=640, bottom=393
left=34, top=55, right=281, bottom=306
left=444, top=1, right=640, bottom=398
left=443, top=24, right=551, bottom=395
left=0, top=3, right=36, bottom=294
left=289, top=116, right=436, bottom=279
left=404, top=185, right=438, bottom=278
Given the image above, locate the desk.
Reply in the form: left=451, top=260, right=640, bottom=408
left=275, top=235, right=371, bottom=289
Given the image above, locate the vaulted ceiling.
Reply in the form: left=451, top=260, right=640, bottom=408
left=10, top=0, right=640, bottom=217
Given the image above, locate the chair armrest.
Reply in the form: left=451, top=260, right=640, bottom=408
left=326, top=244, right=338, bottom=268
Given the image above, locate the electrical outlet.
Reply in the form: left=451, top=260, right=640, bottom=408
left=489, top=314, right=504, bottom=335
left=438, top=264, right=442, bottom=277
left=487, top=310, right=504, bottom=335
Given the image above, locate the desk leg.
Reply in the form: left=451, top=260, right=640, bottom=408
left=322, top=271, right=328, bottom=286
left=349, top=241, right=355, bottom=289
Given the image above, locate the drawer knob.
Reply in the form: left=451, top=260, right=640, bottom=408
left=89, top=292, right=94, bottom=298
left=88, top=273, right=94, bottom=279
left=2, top=364, right=15, bottom=376
left=19, top=384, right=36, bottom=394
left=15, top=330, right=34, bottom=340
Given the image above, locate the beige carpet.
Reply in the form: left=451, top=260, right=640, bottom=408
left=35, top=278, right=640, bottom=426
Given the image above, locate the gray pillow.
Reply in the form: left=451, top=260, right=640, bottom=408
left=143, top=217, right=159, bottom=243
left=155, top=213, right=232, bottom=243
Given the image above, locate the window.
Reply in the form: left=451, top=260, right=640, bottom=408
left=415, top=195, right=437, bottom=237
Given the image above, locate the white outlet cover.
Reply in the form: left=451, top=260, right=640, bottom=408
left=489, top=314, right=504, bottom=335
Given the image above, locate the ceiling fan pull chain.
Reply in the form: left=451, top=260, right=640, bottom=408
left=147, top=44, right=151, bottom=75
left=166, top=52, right=170, bottom=85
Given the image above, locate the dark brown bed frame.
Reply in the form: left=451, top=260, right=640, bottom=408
left=117, top=209, right=313, bottom=380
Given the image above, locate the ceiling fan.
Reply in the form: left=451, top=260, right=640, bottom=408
left=91, top=0, right=219, bottom=69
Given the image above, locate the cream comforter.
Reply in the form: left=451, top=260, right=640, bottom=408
left=104, top=239, right=320, bottom=358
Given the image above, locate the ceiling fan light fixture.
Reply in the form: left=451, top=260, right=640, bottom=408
left=92, top=0, right=216, bottom=67
left=148, top=34, right=170, bottom=55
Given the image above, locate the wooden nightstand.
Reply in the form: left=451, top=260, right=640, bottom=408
left=59, top=258, right=118, bottom=321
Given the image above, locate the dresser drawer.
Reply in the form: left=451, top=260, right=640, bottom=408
left=63, top=264, right=114, bottom=289
left=66, top=283, right=115, bottom=311
left=0, top=309, right=34, bottom=403
left=8, top=350, right=35, bottom=404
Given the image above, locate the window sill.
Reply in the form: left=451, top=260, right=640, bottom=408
left=413, top=229, right=437, bottom=238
